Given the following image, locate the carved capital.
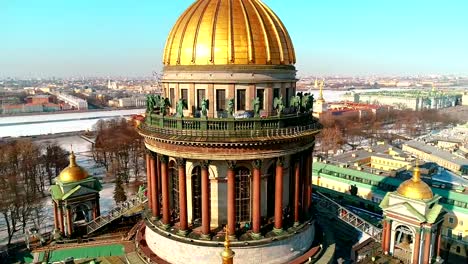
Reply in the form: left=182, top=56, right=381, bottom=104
left=276, top=157, right=285, bottom=167
left=252, top=159, right=262, bottom=169
left=176, top=158, right=186, bottom=167
left=227, top=160, right=237, bottom=169
left=158, top=154, right=168, bottom=164
left=201, top=160, right=211, bottom=169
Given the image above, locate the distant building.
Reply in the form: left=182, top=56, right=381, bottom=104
left=462, top=92, right=468, bottom=106
left=343, top=89, right=462, bottom=110
left=54, top=92, right=88, bottom=110
left=108, top=97, right=146, bottom=108
left=403, top=140, right=467, bottom=175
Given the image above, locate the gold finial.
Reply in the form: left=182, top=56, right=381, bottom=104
left=221, top=227, right=235, bottom=264
left=314, top=78, right=318, bottom=89
left=412, top=160, right=421, bottom=182
left=69, top=151, right=77, bottom=167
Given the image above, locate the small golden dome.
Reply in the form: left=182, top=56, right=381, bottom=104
left=58, top=152, right=88, bottom=183
left=397, top=163, right=433, bottom=200
left=164, top=0, right=295, bottom=66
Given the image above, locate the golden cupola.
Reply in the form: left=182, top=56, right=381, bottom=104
left=58, top=152, right=89, bottom=183
left=163, top=0, right=296, bottom=66
left=397, top=163, right=433, bottom=200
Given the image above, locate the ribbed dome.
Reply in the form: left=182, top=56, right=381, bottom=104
left=397, top=165, right=433, bottom=200
left=58, top=152, right=89, bottom=183
left=163, top=0, right=296, bottom=66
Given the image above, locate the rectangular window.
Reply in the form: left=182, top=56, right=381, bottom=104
left=449, top=217, right=454, bottom=224
left=170, top=88, right=175, bottom=106
left=256, top=89, right=264, bottom=110
left=285, top=88, right=290, bottom=107
left=181, top=89, right=188, bottom=102
left=447, top=228, right=452, bottom=238
left=273, top=88, right=280, bottom=99
left=237, top=89, right=246, bottom=111
left=216, top=89, right=226, bottom=111
left=197, top=89, right=206, bottom=110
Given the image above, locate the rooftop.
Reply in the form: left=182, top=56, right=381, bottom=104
left=404, top=140, right=468, bottom=166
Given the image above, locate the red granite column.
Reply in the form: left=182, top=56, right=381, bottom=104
left=66, top=207, right=73, bottom=236
left=146, top=153, right=152, bottom=212
left=294, top=159, right=301, bottom=225
left=384, top=220, right=392, bottom=253
left=227, top=161, right=236, bottom=237
left=252, top=160, right=262, bottom=236
left=381, top=220, right=388, bottom=253
left=201, top=161, right=211, bottom=238
left=423, top=228, right=432, bottom=264
left=413, top=228, right=421, bottom=264
left=95, top=196, right=100, bottom=218
left=150, top=155, right=159, bottom=218
left=160, top=155, right=170, bottom=227
left=436, top=224, right=442, bottom=258
left=53, top=202, right=59, bottom=230
left=58, top=203, right=64, bottom=234
left=307, top=149, right=313, bottom=209
left=92, top=201, right=97, bottom=220
left=274, top=158, right=284, bottom=231
left=157, top=156, right=162, bottom=194
left=177, top=158, right=188, bottom=234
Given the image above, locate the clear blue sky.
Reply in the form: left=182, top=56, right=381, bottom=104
left=1, top=0, right=467, bottom=78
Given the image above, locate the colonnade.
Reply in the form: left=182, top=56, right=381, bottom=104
left=145, top=149, right=314, bottom=238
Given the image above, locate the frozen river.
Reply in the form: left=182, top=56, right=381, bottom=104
left=0, top=108, right=145, bottom=138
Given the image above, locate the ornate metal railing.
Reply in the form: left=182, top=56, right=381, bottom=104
left=315, top=191, right=383, bottom=242
left=145, top=113, right=316, bottom=130
left=140, top=113, right=321, bottom=141
left=86, top=190, right=147, bottom=235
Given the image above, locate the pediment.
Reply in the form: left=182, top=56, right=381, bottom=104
left=62, top=185, right=98, bottom=200
left=383, top=202, right=426, bottom=222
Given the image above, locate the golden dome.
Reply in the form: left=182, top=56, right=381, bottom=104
left=164, top=0, right=296, bottom=66
left=397, top=164, right=433, bottom=200
left=58, top=152, right=88, bottom=183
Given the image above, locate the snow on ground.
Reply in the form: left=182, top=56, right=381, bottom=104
left=0, top=135, right=118, bottom=247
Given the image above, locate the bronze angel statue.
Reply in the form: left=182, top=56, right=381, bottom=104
left=273, top=96, right=285, bottom=116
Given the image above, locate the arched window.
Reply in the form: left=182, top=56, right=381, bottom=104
left=235, top=166, right=251, bottom=222
left=169, top=160, right=179, bottom=221
left=191, top=166, right=202, bottom=223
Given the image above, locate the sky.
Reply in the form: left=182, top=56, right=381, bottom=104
left=0, top=0, right=467, bottom=78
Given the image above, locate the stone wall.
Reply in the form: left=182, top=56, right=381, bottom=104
left=145, top=223, right=315, bottom=264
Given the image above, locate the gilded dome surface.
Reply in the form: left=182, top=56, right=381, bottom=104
left=397, top=165, right=433, bottom=200
left=58, top=152, right=88, bottom=183
left=163, top=0, right=296, bottom=66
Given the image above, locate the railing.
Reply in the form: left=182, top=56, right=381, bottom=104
left=145, top=113, right=317, bottom=131
left=140, top=122, right=321, bottom=142
left=86, top=191, right=148, bottom=235
left=314, top=191, right=382, bottom=242
left=442, top=235, right=468, bottom=246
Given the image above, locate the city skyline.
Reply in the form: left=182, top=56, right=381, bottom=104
left=1, top=0, right=468, bottom=78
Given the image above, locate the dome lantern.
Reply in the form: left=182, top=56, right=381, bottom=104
left=396, top=161, right=433, bottom=200
left=58, top=151, right=89, bottom=183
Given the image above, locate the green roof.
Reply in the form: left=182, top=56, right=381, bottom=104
left=426, top=203, right=444, bottom=223
left=314, top=161, right=468, bottom=215
left=50, top=185, right=63, bottom=200
left=48, top=244, right=125, bottom=262
left=313, top=162, right=402, bottom=186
